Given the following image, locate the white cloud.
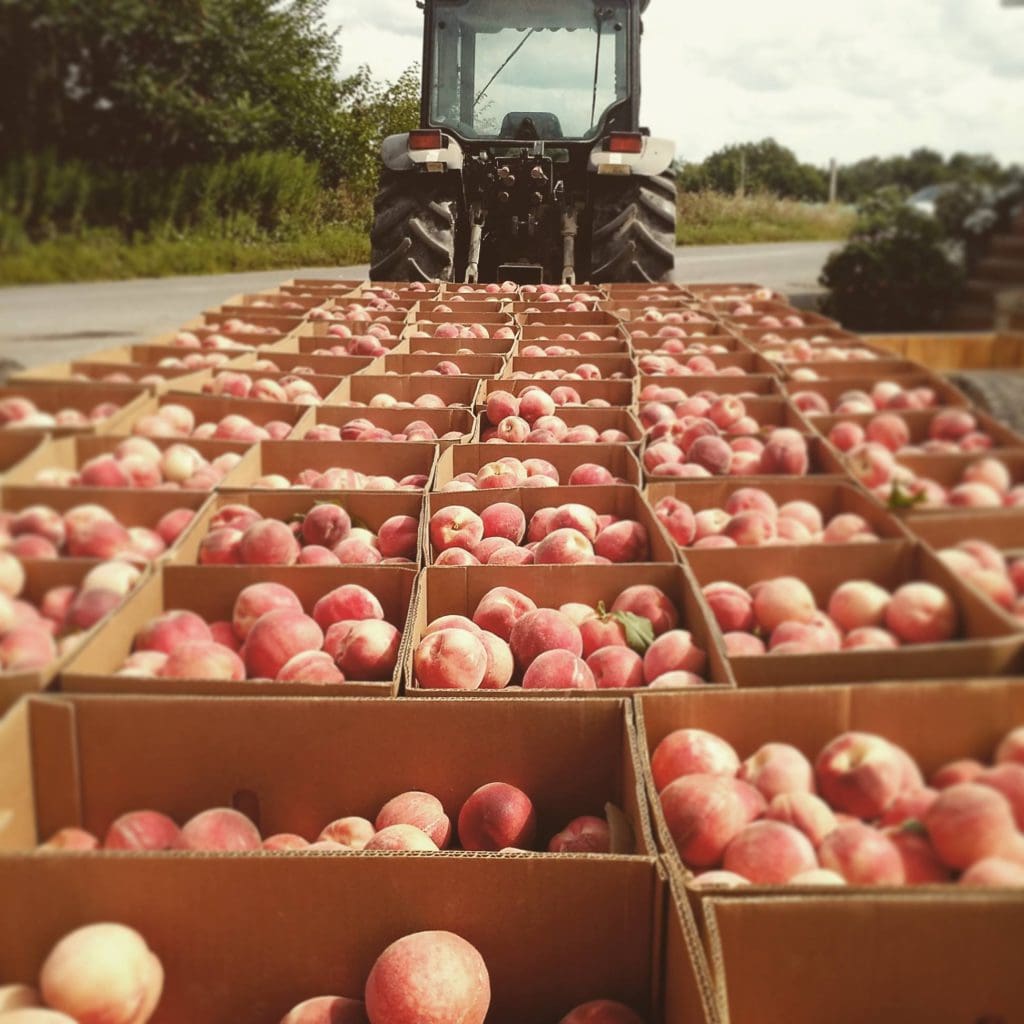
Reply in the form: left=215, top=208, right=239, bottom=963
left=327, top=0, right=1024, bottom=166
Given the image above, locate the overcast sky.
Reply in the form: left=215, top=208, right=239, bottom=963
left=327, top=0, right=1024, bottom=168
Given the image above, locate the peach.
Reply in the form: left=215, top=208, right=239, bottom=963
left=364, top=824, right=438, bottom=851
left=319, top=816, right=375, bottom=849
left=175, top=808, right=261, bottom=851
left=477, top=631, right=514, bottom=690
left=722, top=632, right=765, bottom=656
left=885, top=825, right=951, bottom=883
left=878, top=787, right=939, bottom=827
left=976, top=764, right=1024, bottom=829
left=0, top=625, right=57, bottom=671
left=654, top=497, right=696, bottom=546
left=688, top=435, right=732, bottom=476
left=651, top=729, right=740, bottom=791
left=765, top=792, right=837, bottom=847
left=509, top=608, right=583, bottom=670
left=594, top=521, right=649, bottom=562
left=485, top=391, right=519, bottom=424
left=414, top=629, right=488, bottom=690
left=0, top=985, right=42, bottom=1011
left=779, top=500, right=823, bottom=535
left=925, top=783, right=1022, bottom=870
left=660, top=774, right=766, bottom=868
left=997, top=727, right=1024, bottom=766
left=280, top=996, right=369, bottom=1024
left=723, top=820, right=818, bottom=884
left=548, top=815, right=612, bottom=854
left=586, top=646, right=644, bottom=689
left=611, top=585, right=678, bottom=635
left=104, top=811, right=180, bottom=851
left=39, top=827, right=100, bottom=852
left=578, top=616, right=627, bottom=657
left=478, top=502, right=525, bottom=544
left=300, top=504, right=351, bottom=549
left=568, top=464, right=615, bottom=486
left=231, top=583, right=303, bottom=640
left=827, top=580, right=890, bottom=632
left=931, top=758, right=985, bottom=789
left=959, top=857, right=1024, bottom=887
left=376, top=792, right=451, bottom=848
left=377, top=515, right=418, bottom=559
left=430, top=506, right=485, bottom=551
left=818, top=823, right=905, bottom=884
left=842, top=627, right=900, bottom=651
left=964, top=457, right=1011, bottom=494
left=829, top=421, right=866, bottom=452
left=244, top=610, right=324, bottom=679
left=522, top=649, right=596, bottom=689
left=161, top=641, right=246, bottom=681
left=276, top=650, right=345, bottom=684
left=364, top=931, right=489, bottom=1024
left=458, top=782, right=537, bottom=850
left=332, top=621, right=400, bottom=681
left=702, top=582, right=754, bottom=632
left=39, top=923, right=163, bottom=1024
left=312, top=585, right=383, bottom=631
left=789, top=868, right=846, bottom=886
left=884, top=582, right=957, bottom=644
left=722, top=511, right=775, bottom=546
left=236, top=519, right=299, bottom=564
left=690, top=870, right=751, bottom=888
left=557, top=1001, right=645, bottom=1024
left=533, top=528, right=594, bottom=564
left=135, top=609, right=212, bottom=654
left=642, top=630, right=706, bottom=682
left=752, top=577, right=816, bottom=633
left=815, top=732, right=913, bottom=820
left=759, top=430, right=809, bottom=476
left=739, top=743, right=814, bottom=800
left=212, top=505, right=263, bottom=532
left=470, top=587, right=535, bottom=641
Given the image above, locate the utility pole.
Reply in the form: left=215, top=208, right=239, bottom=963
left=738, top=151, right=747, bottom=198
left=828, top=159, right=838, bottom=205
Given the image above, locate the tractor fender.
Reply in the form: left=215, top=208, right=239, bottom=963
left=381, top=132, right=465, bottom=172
left=589, top=136, right=675, bottom=177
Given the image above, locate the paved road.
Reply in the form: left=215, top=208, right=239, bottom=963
left=0, top=241, right=837, bottom=368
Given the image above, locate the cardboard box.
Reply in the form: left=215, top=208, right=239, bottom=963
left=628, top=324, right=740, bottom=352
left=722, top=308, right=838, bottom=330
left=0, top=694, right=654, bottom=858
left=62, top=564, right=418, bottom=697
left=432, top=442, right=643, bottom=489
left=170, top=489, right=424, bottom=566
left=519, top=322, right=629, bottom=346
left=232, top=348, right=376, bottom=378
left=83, top=340, right=266, bottom=366
left=187, top=311, right=306, bottom=334
left=169, top=368, right=346, bottom=404
left=644, top=478, right=913, bottom=550
left=0, top=433, right=45, bottom=479
left=403, top=334, right=515, bottom=356
left=11, top=360, right=211, bottom=393
left=424, top=484, right=678, bottom=566
left=639, top=374, right=784, bottom=398
left=780, top=371, right=971, bottom=413
left=216, top=291, right=331, bottom=313
left=334, top=373, right=483, bottom=410
left=732, top=324, right=864, bottom=348
left=517, top=310, right=623, bottom=327
left=302, top=405, right=476, bottom=449
left=220, top=440, right=437, bottom=492
left=476, top=407, right=644, bottom=446
left=808, top=406, right=1024, bottom=450
left=636, top=350, right=779, bottom=377
left=779, top=357, right=943, bottom=381
left=404, top=564, right=732, bottom=696
left=0, top=560, right=149, bottom=713
left=0, top=849, right=670, bottom=1024
left=125, top=392, right=316, bottom=439
left=883, top=450, right=1024, bottom=514
left=418, top=299, right=510, bottom=316
left=482, top=375, right=637, bottom=408
left=380, top=351, right=508, bottom=376
left=506, top=354, right=637, bottom=379
left=287, top=322, right=407, bottom=354
left=684, top=542, right=1022, bottom=687
left=0, top=381, right=150, bottom=438
left=685, top=283, right=783, bottom=302
left=412, top=310, right=514, bottom=326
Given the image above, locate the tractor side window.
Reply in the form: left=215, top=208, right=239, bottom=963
left=430, top=0, right=630, bottom=140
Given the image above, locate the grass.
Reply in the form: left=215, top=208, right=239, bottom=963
left=0, top=223, right=370, bottom=285
left=676, top=191, right=856, bottom=246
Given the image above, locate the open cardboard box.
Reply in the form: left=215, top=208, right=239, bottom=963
left=412, top=309, right=513, bottom=326
left=0, top=694, right=655, bottom=858
left=506, top=354, right=637, bottom=379
left=722, top=308, right=838, bottom=330
left=731, top=324, right=864, bottom=348
left=635, top=351, right=779, bottom=377
left=0, top=434, right=256, bottom=494
left=477, top=407, right=644, bottom=445
left=169, top=368, right=346, bottom=404
left=0, top=851, right=678, bottom=1024
left=301, top=405, right=476, bottom=449
left=882, top=450, right=1024, bottom=514
left=404, top=564, right=732, bottom=697
left=433, top=441, right=643, bottom=489
left=0, top=381, right=150, bottom=438
left=285, top=322, right=407, bottom=355
left=334, top=373, right=483, bottom=409
left=686, top=283, right=783, bottom=301
left=216, top=290, right=331, bottom=312
left=380, top=351, right=508, bottom=377
left=0, top=433, right=45, bottom=480
left=780, top=371, right=970, bottom=414
left=424, top=484, right=677, bottom=566
left=639, top=374, right=784, bottom=398
left=684, top=542, right=1022, bottom=687
left=220, top=439, right=437, bottom=492
left=518, top=323, right=629, bottom=353
left=233, top=348, right=376, bottom=378
left=170, top=489, right=424, bottom=566
left=402, top=333, right=515, bottom=357
left=517, top=310, right=622, bottom=328
left=606, top=282, right=694, bottom=297
left=0, top=560, right=151, bottom=713
left=186, top=311, right=306, bottom=334
left=482, top=375, right=637, bottom=408
left=644, top=478, right=913, bottom=550
left=125, top=392, right=316, bottom=439
left=628, top=324, right=740, bottom=351
left=62, top=563, right=417, bottom=697
left=417, top=299, right=511, bottom=316
left=778, top=357, right=945, bottom=381
left=11, top=360, right=211, bottom=393
left=82, top=339, right=264, bottom=367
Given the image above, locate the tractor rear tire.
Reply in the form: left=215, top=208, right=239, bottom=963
left=589, top=171, right=677, bottom=283
left=369, top=171, right=457, bottom=282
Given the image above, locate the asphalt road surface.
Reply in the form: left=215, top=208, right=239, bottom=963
left=0, top=241, right=838, bottom=369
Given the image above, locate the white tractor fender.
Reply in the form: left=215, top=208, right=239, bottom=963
left=589, top=136, right=675, bottom=177
left=381, top=132, right=465, bottom=172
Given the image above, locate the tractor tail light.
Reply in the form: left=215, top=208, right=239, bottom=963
left=608, top=133, right=644, bottom=154
left=410, top=130, right=443, bottom=151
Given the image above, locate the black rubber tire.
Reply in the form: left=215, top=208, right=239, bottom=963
left=369, top=170, right=457, bottom=282
left=589, top=170, right=677, bottom=283
left=948, top=371, right=1024, bottom=433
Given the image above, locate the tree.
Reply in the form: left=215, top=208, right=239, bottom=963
left=675, top=139, right=828, bottom=201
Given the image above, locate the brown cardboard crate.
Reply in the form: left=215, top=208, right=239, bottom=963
left=405, top=564, right=732, bottom=696
left=516, top=310, right=623, bottom=327
left=0, top=560, right=149, bottom=713
left=231, top=348, right=376, bottom=378
left=518, top=323, right=629, bottom=353
left=685, top=283, right=782, bottom=302
left=170, top=489, right=423, bottom=566
left=221, top=439, right=437, bottom=492
left=411, top=309, right=514, bottom=326
left=402, top=333, right=516, bottom=357
left=0, top=381, right=150, bottom=438
left=215, top=291, right=331, bottom=313
left=62, top=564, right=418, bottom=697
left=188, top=311, right=306, bottom=333
left=638, top=374, right=784, bottom=398
left=0, top=694, right=654, bottom=858
left=418, top=298, right=511, bottom=316
left=781, top=371, right=971, bottom=414
left=286, top=322, right=407, bottom=355
left=424, top=484, right=678, bottom=566
left=169, top=368, right=345, bottom=403
left=879, top=450, right=1024, bottom=514
left=733, top=324, right=864, bottom=348
left=634, top=349, right=779, bottom=377
left=123, top=392, right=316, bottom=440
left=627, top=323, right=740, bottom=352
left=83, top=340, right=263, bottom=367
left=11, top=360, right=211, bottom=393
left=482, top=376, right=636, bottom=408
left=505, top=354, right=637, bottom=379
left=334, top=373, right=483, bottom=409
left=779, top=357, right=944, bottom=381
left=0, top=434, right=46, bottom=479
left=381, top=351, right=508, bottom=377
left=721, top=308, right=839, bottom=330
left=685, top=542, right=1022, bottom=686
left=606, top=282, right=694, bottom=298
left=0, top=848, right=670, bottom=1024
left=432, top=442, right=643, bottom=490
left=301, top=405, right=476, bottom=449
left=645, top=478, right=912, bottom=551
left=476, top=406, right=644, bottom=446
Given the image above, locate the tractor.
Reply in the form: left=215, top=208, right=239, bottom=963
left=369, top=0, right=677, bottom=285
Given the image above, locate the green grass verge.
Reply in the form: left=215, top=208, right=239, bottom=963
left=677, top=191, right=856, bottom=245
left=0, top=224, right=370, bottom=285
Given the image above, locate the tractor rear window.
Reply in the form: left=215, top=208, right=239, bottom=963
left=429, top=0, right=631, bottom=141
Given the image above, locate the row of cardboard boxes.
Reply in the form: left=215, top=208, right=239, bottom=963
left=1, top=684, right=1022, bottom=1022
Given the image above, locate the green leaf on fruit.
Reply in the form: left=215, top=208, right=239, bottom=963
left=607, top=611, right=656, bottom=654
left=901, top=819, right=928, bottom=837
left=887, top=480, right=927, bottom=510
